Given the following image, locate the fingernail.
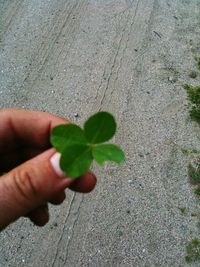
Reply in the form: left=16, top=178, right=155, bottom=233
left=50, top=153, right=65, bottom=177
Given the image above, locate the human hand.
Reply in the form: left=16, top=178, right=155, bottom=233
left=0, top=109, right=96, bottom=230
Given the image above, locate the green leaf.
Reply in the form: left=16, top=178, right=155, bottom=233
left=60, top=144, right=92, bottom=178
left=84, top=112, right=116, bottom=144
left=93, top=144, right=125, bottom=165
left=50, top=124, right=88, bottom=152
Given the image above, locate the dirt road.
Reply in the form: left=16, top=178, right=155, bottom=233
left=0, top=0, right=200, bottom=266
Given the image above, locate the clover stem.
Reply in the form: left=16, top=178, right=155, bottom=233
left=90, top=144, right=94, bottom=159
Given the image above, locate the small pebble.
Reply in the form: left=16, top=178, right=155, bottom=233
left=164, top=139, right=172, bottom=145
left=168, top=76, right=177, bottom=83
left=74, top=113, right=79, bottom=117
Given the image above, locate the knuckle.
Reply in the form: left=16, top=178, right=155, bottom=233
left=13, top=169, right=38, bottom=201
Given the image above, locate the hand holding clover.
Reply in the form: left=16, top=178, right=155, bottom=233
left=0, top=109, right=124, bottom=229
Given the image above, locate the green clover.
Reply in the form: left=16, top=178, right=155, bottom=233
left=50, top=112, right=125, bottom=178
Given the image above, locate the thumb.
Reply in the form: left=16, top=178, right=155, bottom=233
left=0, top=149, right=73, bottom=229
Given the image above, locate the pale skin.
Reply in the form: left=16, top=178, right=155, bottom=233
left=0, top=109, right=96, bottom=230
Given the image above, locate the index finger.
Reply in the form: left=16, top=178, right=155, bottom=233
left=0, top=108, right=69, bottom=153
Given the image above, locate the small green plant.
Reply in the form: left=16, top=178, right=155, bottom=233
left=181, top=147, right=199, bottom=155
left=194, top=186, right=200, bottom=197
left=50, top=112, right=125, bottom=178
left=188, top=164, right=200, bottom=185
left=197, top=58, right=200, bottom=71
left=191, top=149, right=198, bottom=154
left=184, top=84, right=200, bottom=122
left=185, top=238, right=200, bottom=263
left=184, top=84, right=200, bottom=104
left=178, top=207, right=186, bottom=215
left=181, top=147, right=190, bottom=155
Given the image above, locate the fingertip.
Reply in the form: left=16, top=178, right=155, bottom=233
left=27, top=204, right=49, bottom=227
left=49, top=191, right=66, bottom=205
left=69, top=171, right=97, bottom=193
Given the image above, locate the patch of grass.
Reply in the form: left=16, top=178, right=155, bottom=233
left=185, top=238, right=200, bottom=263
left=188, top=164, right=200, bottom=185
left=194, top=185, right=200, bottom=197
left=197, top=58, right=200, bottom=71
left=184, top=84, right=200, bottom=105
left=181, top=147, right=190, bottom=155
left=190, top=107, right=200, bottom=121
left=191, top=149, right=198, bottom=154
left=181, top=147, right=199, bottom=155
left=184, top=84, right=200, bottom=122
left=184, top=54, right=200, bottom=264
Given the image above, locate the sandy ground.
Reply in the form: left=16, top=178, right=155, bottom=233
left=0, top=0, right=200, bottom=266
